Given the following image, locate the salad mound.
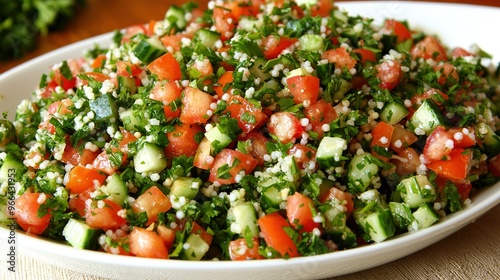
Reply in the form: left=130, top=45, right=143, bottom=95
left=1, top=0, right=500, bottom=260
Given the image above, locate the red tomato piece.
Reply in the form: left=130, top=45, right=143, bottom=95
left=61, top=137, right=100, bottom=166
left=352, top=48, right=377, bottom=65
left=262, top=35, right=298, bottom=60
left=160, top=33, right=188, bottom=53
left=427, top=148, right=472, bottom=181
left=288, top=144, right=316, bottom=170
left=238, top=131, right=269, bottom=167
left=390, top=124, right=418, bottom=153
left=85, top=199, right=126, bottom=230
left=180, top=87, right=215, bottom=124
left=213, top=7, right=237, bottom=41
left=393, top=148, right=421, bottom=176
left=65, top=165, right=106, bottom=194
left=310, top=0, right=335, bottom=16
left=228, top=238, right=263, bottom=260
left=102, top=232, right=133, bottom=256
left=447, top=127, right=476, bottom=148
left=411, top=35, right=447, bottom=61
left=191, top=221, right=213, bottom=245
left=376, top=59, right=401, bottom=90
left=117, top=60, right=142, bottom=78
left=148, top=52, right=182, bottom=81
left=423, top=126, right=453, bottom=162
left=370, top=121, right=394, bottom=161
left=91, top=54, right=107, bottom=69
left=383, top=19, right=413, bottom=44
left=194, top=137, right=215, bottom=170
left=257, top=212, right=299, bottom=258
left=132, top=186, right=172, bottom=226
left=267, top=112, right=304, bottom=144
left=318, top=187, right=355, bottom=214
left=14, top=192, right=52, bottom=235
left=226, top=95, right=268, bottom=133
left=39, top=99, right=73, bottom=134
left=213, top=71, right=234, bottom=99
left=286, top=75, right=320, bottom=105
left=209, top=149, right=258, bottom=185
left=488, top=155, right=500, bottom=177
left=157, top=224, right=176, bottom=249
left=69, top=188, right=92, bottom=218
left=434, top=62, right=458, bottom=86
left=129, top=227, right=169, bottom=259
left=411, top=88, right=448, bottom=107
left=451, top=47, right=474, bottom=58
left=322, top=48, right=357, bottom=70
left=286, top=192, right=321, bottom=233
left=164, top=122, right=203, bottom=158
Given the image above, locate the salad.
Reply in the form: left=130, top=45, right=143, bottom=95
left=1, top=0, right=500, bottom=261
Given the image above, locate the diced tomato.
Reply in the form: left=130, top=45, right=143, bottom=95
left=65, top=165, right=106, bottom=194
left=194, top=137, right=215, bottom=170
left=427, top=148, right=472, bottom=181
left=393, top=148, right=420, bottom=176
left=423, top=126, right=453, bottom=162
left=85, top=199, right=126, bottom=230
left=117, top=60, right=142, bottom=78
left=383, top=19, right=413, bottom=44
left=180, top=87, right=215, bottom=124
left=148, top=52, right=182, bottom=81
left=76, top=72, right=113, bottom=88
left=91, top=54, right=107, bottom=69
left=434, top=62, right=458, bottom=86
left=14, top=192, right=52, bottom=235
left=209, top=149, right=258, bottom=185
left=213, top=70, right=234, bottom=99
left=238, top=131, right=269, bottom=167
left=92, top=150, right=125, bottom=176
left=286, top=74, right=320, bottom=105
left=288, top=144, right=316, bottom=170
left=411, top=35, right=447, bottom=61
left=226, top=95, right=268, bottom=133
left=191, top=221, right=213, bottom=245
left=390, top=124, right=418, bottom=153
left=262, top=35, right=298, bottom=60
left=228, top=238, right=263, bottom=260
left=267, top=112, right=304, bottom=144
left=122, top=24, right=146, bottom=42
left=150, top=80, right=182, bottom=120
left=434, top=176, right=472, bottom=201
left=69, top=189, right=92, bottom=217
left=188, top=57, right=214, bottom=78
left=286, top=192, right=321, bottom=233
left=164, top=122, right=203, bottom=158
left=304, top=99, right=338, bottom=139
left=318, top=187, right=355, bottom=214
left=322, top=48, right=357, bottom=70
left=451, top=47, right=474, bottom=58
left=376, top=59, right=401, bottom=90
left=129, top=227, right=169, bottom=259
left=61, top=138, right=101, bottom=166
left=352, top=48, right=377, bottom=65
left=257, top=212, right=299, bottom=258
left=132, top=186, right=172, bottom=225
left=448, top=127, right=476, bottom=148
left=225, top=0, right=263, bottom=20
left=160, top=33, right=187, bottom=53
left=411, top=88, right=448, bottom=107
left=213, top=7, right=236, bottom=41
left=157, top=224, right=176, bottom=249
left=488, top=155, right=500, bottom=177
left=371, top=121, right=394, bottom=161
left=39, top=99, right=73, bottom=134
left=310, top=0, right=335, bottom=17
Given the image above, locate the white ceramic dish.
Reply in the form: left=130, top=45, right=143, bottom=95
left=1, top=2, right=499, bottom=279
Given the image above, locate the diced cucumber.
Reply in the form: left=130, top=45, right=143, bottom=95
left=117, top=76, right=137, bottom=95
left=132, top=37, right=167, bottom=64
left=413, top=203, right=439, bottom=229
left=227, top=202, right=259, bottom=238
left=260, top=186, right=284, bottom=210
left=238, top=17, right=263, bottom=32
left=0, top=153, right=26, bottom=184
left=134, top=142, right=167, bottom=173
left=396, top=175, right=436, bottom=208
left=347, top=153, right=380, bottom=193
left=89, top=94, right=118, bottom=122
left=250, top=57, right=272, bottom=81
left=476, top=123, right=500, bottom=157
left=101, top=173, right=128, bottom=207
left=0, top=119, right=16, bottom=147
left=170, top=177, right=202, bottom=200
left=299, top=34, right=324, bottom=51
left=63, top=218, right=102, bottom=250
left=357, top=208, right=395, bottom=243
left=205, top=125, right=232, bottom=150
left=408, top=99, right=446, bottom=135
left=165, top=5, right=186, bottom=30
left=380, top=101, right=409, bottom=125
left=330, top=78, right=352, bottom=102
left=119, top=108, right=149, bottom=132
left=182, top=233, right=210, bottom=260
left=288, top=67, right=308, bottom=78
left=194, top=29, right=221, bottom=49
left=35, top=164, right=65, bottom=193
left=389, top=202, right=415, bottom=231
left=323, top=226, right=357, bottom=249
left=316, top=136, right=347, bottom=168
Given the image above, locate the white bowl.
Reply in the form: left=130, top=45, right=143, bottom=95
left=1, top=2, right=499, bottom=279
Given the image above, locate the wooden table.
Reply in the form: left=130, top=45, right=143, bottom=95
left=1, top=1, right=499, bottom=279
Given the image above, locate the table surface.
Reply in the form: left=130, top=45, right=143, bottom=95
left=1, top=0, right=499, bottom=279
